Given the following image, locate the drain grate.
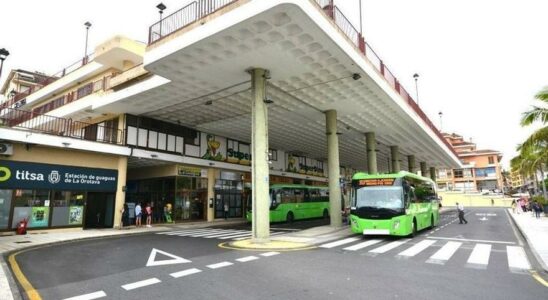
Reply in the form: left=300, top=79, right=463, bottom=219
left=14, top=241, right=32, bottom=244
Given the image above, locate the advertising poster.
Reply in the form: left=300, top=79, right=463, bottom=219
left=30, top=207, right=49, bottom=227
left=69, top=206, right=84, bottom=225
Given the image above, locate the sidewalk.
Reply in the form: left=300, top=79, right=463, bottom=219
left=507, top=209, right=548, bottom=272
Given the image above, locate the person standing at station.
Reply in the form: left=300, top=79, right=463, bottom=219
left=224, top=202, right=229, bottom=220
left=146, top=203, right=153, bottom=227
left=456, top=202, right=468, bottom=224
left=135, top=203, right=142, bottom=227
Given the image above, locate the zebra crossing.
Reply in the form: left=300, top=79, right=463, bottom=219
left=156, top=228, right=288, bottom=241
left=319, top=237, right=532, bottom=273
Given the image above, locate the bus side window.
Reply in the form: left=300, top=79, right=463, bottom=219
left=275, top=190, right=282, bottom=205
left=294, top=189, right=304, bottom=203
left=309, top=189, right=320, bottom=202
left=281, top=189, right=293, bottom=204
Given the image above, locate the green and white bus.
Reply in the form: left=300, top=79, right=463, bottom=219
left=246, top=184, right=330, bottom=223
left=349, top=171, right=439, bottom=237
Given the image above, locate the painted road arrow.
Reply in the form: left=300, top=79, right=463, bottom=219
left=146, top=248, right=192, bottom=267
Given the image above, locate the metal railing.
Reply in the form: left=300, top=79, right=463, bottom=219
left=0, top=107, right=124, bottom=145
left=312, top=0, right=458, bottom=158
left=148, top=0, right=238, bottom=44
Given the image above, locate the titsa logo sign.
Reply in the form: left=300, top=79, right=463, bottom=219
left=0, top=166, right=11, bottom=182
left=0, top=161, right=118, bottom=191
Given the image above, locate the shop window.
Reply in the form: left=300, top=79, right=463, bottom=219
left=12, top=189, right=50, bottom=228
left=51, top=191, right=86, bottom=227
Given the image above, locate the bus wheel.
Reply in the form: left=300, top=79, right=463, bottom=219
left=323, top=209, right=329, bottom=219
left=429, top=215, right=435, bottom=229
left=410, top=219, right=417, bottom=237
left=286, top=212, right=294, bottom=223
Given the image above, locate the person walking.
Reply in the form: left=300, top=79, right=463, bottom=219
left=456, top=202, right=468, bottom=224
left=532, top=201, right=542, bottom=219
left=146, top=203, right=153, bottom=227
left=224, top=202, right=229, bottom=220
left=135, top=203, right=142, bottom=227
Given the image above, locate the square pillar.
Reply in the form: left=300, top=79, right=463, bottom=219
left=420, top=162, right=427, bottom=177
left=390, top=146, right=400, bottom=173
left=365, top=132, right=377, bottom=174
left=408, top=155, right=416, bottom=173
left=114, top=156, right=127, bottom=229
left=326, top=110, right=342, bottom=227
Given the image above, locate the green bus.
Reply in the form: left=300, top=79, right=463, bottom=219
left=349, top=171, right=439, bottom=237
left=246, top=184, right=330, bottom=223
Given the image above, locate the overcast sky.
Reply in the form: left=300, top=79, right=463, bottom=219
left=1, top=0, right=546, bottom=168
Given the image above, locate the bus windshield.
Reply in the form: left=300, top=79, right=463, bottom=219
left=356, top=186, right=403, bottom=210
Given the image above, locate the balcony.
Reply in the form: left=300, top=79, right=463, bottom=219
left=0, top=107, right=123, bottom=145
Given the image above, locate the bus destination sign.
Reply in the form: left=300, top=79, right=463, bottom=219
left=358, top=178, right=395, bottom=186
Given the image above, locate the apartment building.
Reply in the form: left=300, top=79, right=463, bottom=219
left=436, top=133, right=503, bottom=192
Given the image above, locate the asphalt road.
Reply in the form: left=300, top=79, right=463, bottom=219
left=10, top=208, right=547, bottom=300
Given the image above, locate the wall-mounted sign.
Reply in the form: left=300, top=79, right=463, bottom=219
left=0, top=161, right=118, bottom=191
left=200, top=133, right=226, bottom=161
left=286, top=154, right=324, bottom=177
left=178, top=166, right=204, bottom=177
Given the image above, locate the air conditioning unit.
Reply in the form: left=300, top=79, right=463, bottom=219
left=0, top=143, right=13, bottom=155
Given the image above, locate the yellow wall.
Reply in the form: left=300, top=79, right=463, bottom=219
left=439, top=192, right=513, bottom=207
left=4, top=143, right=119, bottom=169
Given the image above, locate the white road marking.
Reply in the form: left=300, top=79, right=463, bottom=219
left=191, top=230, right=246, bottom=237
left=121, top=278, right=161, bottom=291
left=319, top=237, right=361, bottom=249
left=203, top=230, right=250, bottom=238
left=506, top=246, right=531, bottom=272
left=398, top=240, right=437, bottom=257
left=260, top=252, right=280, bottom=257
left=63, top=291, right=107, bottom=300
left=369, top=240, right=410, bottom=254
left=146, top=248, right=191, bottom=267
left=466, top=244, right=491, bottom=267
left=236, top=256, right=259, bottom=262
left=427, top=236, right=515, bottom=245
left=170, top=268, right=202, bottom=278
left=427, top=241, right=462, bottom=264
left=163, top=229, right=217, bottom=236
left=218, top=232, right=253, bottom=239
left=342, top=239, right=382, bottom=251
left=207, top=261, right=234, bottom=269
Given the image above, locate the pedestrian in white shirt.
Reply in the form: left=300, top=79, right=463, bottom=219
left=456, top=202, right=468, bottom=224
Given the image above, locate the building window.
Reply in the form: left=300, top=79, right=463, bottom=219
left=463, top=169, right=473, bottom=178
left=488, top=156, right=495, bottom=164
left=454, top=169, right=463, bottom=178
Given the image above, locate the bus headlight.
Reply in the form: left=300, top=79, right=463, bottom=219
left=393, top=220, right=400, bottom=230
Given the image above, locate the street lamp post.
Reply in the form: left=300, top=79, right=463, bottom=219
left=157, top=3, right=167, bottom=38
left=413, top=73, right=419, bottom=105
left=438, top=111, right=443, bottom=132
left=0, top=48, right=10, bottom=80
left=84, top=22, right=92, bottom=64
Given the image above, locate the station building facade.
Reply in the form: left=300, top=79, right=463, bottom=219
left=0, top=1, right=460, bottom=232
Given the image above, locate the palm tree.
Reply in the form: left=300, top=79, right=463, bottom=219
left=514, top=86, right=548, bottom=199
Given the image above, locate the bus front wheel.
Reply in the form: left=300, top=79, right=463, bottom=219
left=286, top=212, right=294, bottom=223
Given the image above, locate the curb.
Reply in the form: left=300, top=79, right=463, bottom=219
left=506, top=209, right=548, bottom=273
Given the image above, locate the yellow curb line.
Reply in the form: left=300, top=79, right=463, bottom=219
left=531, top=271, right=548, bottom=287
left=218, top=242, right=317, bottom=251
left=8, top=251, right=42, bottom=300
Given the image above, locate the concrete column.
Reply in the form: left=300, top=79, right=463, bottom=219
left=390, top=146, right=400, bottom=173
left=206, top=168, right=215, bottom=222
left=326, top=110, right=342, bottom=227
left=408, top=155, right=416, bottom=173
left=114, top=156, right=127, bottom=228
left=251, top=68, right=270, bottom=243
left=365, top=132, right=377, bottom=174
left=420, top=162, right=427, bottom=177
left=430, top=167, right=437, bottom=182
